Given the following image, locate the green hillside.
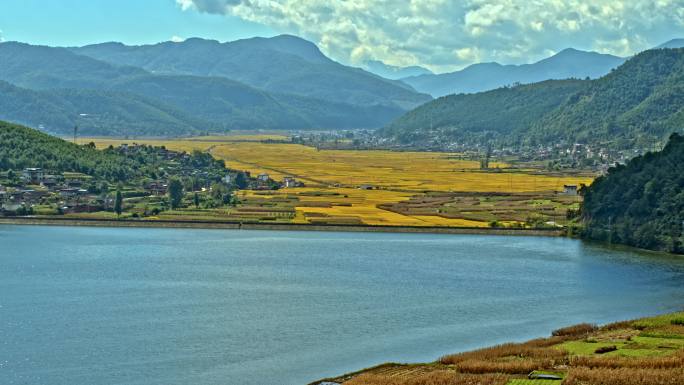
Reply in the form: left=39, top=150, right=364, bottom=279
left=0, top=81, right=212, bottom=136
left=0, top=40, right=425, bottom=134
left=385, top=48, right=684, bottom=149
left=382, top=79, right=587, bottom=145
left=72, top=35, right=432, bottom=110
left=581, top=133, right=684, bottom=253
left=0, top=120, right=158, bottom=181
left=534, top=48, right=684, bottom=145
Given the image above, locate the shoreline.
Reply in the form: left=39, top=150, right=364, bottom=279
left=309, top=311, right=684, bottom=385
left=0, top=216, right=566, bottom=237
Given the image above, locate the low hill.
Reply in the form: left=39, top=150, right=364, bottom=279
left=401, top=48, right=624, bottom=97
left=382, top=79, right=587, bottom=145
left=0, top=81, right=212, bottom=136
left=385, top=48, right=684, bottom=148
left=0, top=120, right=158, bottom=182
left=71, top=35, right=432, bottom=110
left=582, top=133, right=684, bottom=253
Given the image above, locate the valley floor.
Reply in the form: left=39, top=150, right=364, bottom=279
left=81, top=135, right=593, bottom=229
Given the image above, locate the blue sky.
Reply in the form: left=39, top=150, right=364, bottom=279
left=0, top=0, right=274, bottom=46
left=1, top=0, right=683, bottom=72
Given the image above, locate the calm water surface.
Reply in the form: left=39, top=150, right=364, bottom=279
left=1, top=225, right=683, bottom=385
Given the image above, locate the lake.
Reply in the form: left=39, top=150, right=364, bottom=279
left=1, top=225, right=683, bottom=385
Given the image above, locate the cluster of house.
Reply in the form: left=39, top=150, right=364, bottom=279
left=0, top=166, right=307, bottom=215
left=0, top=168, right=108, bottom=215
left=251, top=173, right=303, bottom=190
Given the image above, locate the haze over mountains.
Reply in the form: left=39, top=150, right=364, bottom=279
left=384, top=48, right=684, bottom=149
left=400, top=49, right=626, bottom=97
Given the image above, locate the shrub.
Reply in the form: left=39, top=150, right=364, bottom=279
left=594, top=345, right=617, bottom=354
left=552, top=323, right=597, bottom=337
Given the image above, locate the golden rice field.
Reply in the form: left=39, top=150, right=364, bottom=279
left=82, top=136, right=594, bottom=227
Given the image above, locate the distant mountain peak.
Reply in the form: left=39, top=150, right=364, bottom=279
left=656, top=38, right=684, bottom=49
left=363, top=60, right=433, bottom=80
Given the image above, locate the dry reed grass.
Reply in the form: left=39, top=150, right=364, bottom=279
left=562, top=367, right=684, bottom=385
left=343, top=371, right=508, bottom=385
left=552, top=323, right=597, bottom=337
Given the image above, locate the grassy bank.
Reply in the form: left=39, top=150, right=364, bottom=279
left=0, top=216, right=565, bottom=236
left=313, top=312, right=684, bottom=385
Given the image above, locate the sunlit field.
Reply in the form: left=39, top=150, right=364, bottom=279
left=82, top=136, right=594, bottom=227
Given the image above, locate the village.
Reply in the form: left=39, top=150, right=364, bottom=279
left=0, top=143, right=303, bottom=217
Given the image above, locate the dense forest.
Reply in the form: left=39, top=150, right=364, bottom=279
left=384, top=48, right=684, bottom=149
left=581, top=133, right=684, bottom=253
left=0, top=120, right=226, bottom=184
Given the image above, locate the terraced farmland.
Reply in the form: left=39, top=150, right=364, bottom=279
left=82, top=135, right=594, bottom=227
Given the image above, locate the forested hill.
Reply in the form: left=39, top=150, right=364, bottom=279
left=581, top=133, right=684, bottom=253
left=0, top=120, right=177, bottom=182
left=384, top=48, right=684, bottom=149
left=381, top=79, right=588, bottom=145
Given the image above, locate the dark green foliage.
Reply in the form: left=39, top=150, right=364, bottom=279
left=582, top=133, right=684, bottom=253
left=385, top=49, right=684, bottom=149
left=114, top=190, right=123, bottom=217
left=235, top=172, right=248, bottom=189
left=535, top=48, right=684, bottom=145
left=0, top=120, right=227, bottom=184
left=0, top=120, right=153, bottom=182
left=167, top=179, right=184, bottom=209
left=383, top=80, right=587, bottom=145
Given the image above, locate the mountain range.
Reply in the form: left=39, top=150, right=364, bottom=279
left=400, top=49, right=626, bottom=97
left=0, top=36, right=431, bottom=136
left=361, top=60, right=433, bottom=80
left=401, top=39, right=684, bottom=98
left=0, top=35, right=682, bottom=139
left=383, top=48, right=684, bottom=149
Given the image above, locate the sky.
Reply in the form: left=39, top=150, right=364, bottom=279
left=1, top=0, right=683, bottom=73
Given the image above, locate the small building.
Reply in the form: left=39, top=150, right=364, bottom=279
left=359, top=184, right=374, bottom=190
left=59, top=188, right=87, bottom=198
left=145, top=181, right=168, bottom=196
left=283, top=177, right=297, bottom=188
left=22, top=168, right=44, bottom=184
left=562, top=185, right=578, bottom=195
left=257, top=173, right=270, bottom=182
left=223, top=174, right=232, bottom=185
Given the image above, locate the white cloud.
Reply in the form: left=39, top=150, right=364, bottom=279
left=0, top=30, right=4, bottom=43
left=170, top=35, right=186, bottom=43
left=176, top=0, right=684, bottom=72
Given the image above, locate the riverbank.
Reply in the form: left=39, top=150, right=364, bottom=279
left=0, top=216, right=566, bottom=236
left=313, top=312, right=684, bottom=385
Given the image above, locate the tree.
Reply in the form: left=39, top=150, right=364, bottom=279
left=194, top=192, right=200, bottom=209
left=114, top=189, right=123, bottom=217
left=235, top=172, right=248, bottom=189
left=168, top=179, right=184, bottom=209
